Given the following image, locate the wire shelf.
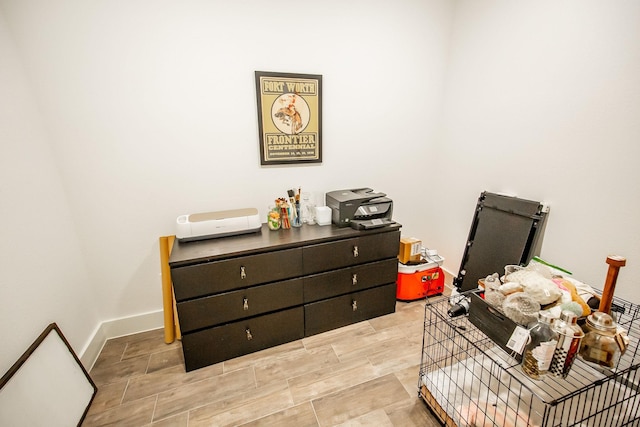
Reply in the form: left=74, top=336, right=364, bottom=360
left=418, top=292, right=640, bottom=427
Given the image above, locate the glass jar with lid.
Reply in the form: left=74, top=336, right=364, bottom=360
left=267, top=205, right=281, bottom=230
left=579, top=311, right=628, bottom=368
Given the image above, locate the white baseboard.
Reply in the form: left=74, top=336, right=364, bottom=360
left=80, top=310, right=164, bottom=371
left=442, top=267, right=454, bottom=284
left=79, top=267, right=459, bottom=371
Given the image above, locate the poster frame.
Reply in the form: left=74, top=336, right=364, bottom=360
left=255, top=71, right=323, bottom=165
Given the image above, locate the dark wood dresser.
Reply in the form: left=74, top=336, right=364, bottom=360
left=169, top=223, right=401, bottom=371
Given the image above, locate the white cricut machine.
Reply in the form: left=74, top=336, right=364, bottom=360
left=176, top=208, right=261, bottom=242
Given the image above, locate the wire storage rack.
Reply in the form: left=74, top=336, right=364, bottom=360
left=418, top=292, right=640, bottom=427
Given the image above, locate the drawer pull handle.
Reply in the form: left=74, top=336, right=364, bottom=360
left=353, top=245, right=359, bottom=257
left=352, top=274, right=358, bottom=285
left=246, top=328, right=253, bottom=341
left=243, top=298, right=249, bottom=310
left=352, top=300, right=358, bottom=311
left=240, top=266, right=246, bottom=279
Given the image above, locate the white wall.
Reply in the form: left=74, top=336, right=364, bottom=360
left=0, top=0, right=454, bottom=370
left=428, top=0, right=640, bottom=302
left=1, top=0, right=638, bottom=373
left=0, top=9, right=99, bottom=374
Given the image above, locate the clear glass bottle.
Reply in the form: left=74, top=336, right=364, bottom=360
left=522, top=311, right=558, bottom=380
left=549, top=310, right=584, bottom=378
left=301, top=192, right=316, bottom=224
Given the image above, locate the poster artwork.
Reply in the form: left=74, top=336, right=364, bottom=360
left=255, top=71, right=322, bottom=165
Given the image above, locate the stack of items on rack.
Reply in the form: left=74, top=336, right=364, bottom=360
left=481, top=258, right=593, bottom=324
left=471, top=255, right=631, bottom=378
left=395, top=237, right=445, bottom=301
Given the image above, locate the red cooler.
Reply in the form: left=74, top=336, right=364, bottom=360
left=396, top=262, right=444, bottom=301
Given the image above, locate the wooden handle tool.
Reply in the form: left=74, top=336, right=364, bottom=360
left=598, top=255, right=626, bottom=314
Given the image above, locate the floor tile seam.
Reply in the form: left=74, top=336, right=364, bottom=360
left=287, top=365, right=381, bottom=407
left=118, top=388, right=159, bottom=413
left=118, top=333, right=177, bottom=359
left=91, top=354, right=154, bottom=389
left=303, top=335, right=373, bottom=358
left=208, top=366, right=293, bottom=409
left=120, top=342, right=131, bottom=363
left=122, top=365, right=248, bottom=409
left=222, top=360, right=244, bottom=375
left=119, top=364, right=198, bottom=404
left=149, top=393, right=159, bottom=426
left=309, top=395, right=322, bottom=427
left=90, top=370, right=145, bottom=390
left=121, top=348, right=166, bottom=363
left=284, top=353, right=372, bottom=389
left=134, top=343, right=182, bottom=366
left=333, top=335, right=417, bottom=365
left=251, top=349, right=343, bottom=388
left=308, top=373, right=418, bottom=427
left=182, top=379, right=294, bottom=426
left=150, top=408, right=191, bottom=426
left=157, top=366, right=258, bottom=404
left=365, top=354, right=403, bottom=379
left=120, top=377, right=132, bottom=407
left=91, top=347, right=126, bottom=368
left=232, top=385, right=299, bottom=426
left=308, top=370, right=394, bottom=409
left=86, top=394, right=157, bottom=426
left=155, top=394, right=235, bottom=424
left=251, top=364, right=258, bottom=390
left=334, top=324, right=396, bottom=343
left=260, top=345, right=350, bottom=389
left=368, top=317, right=424, bottom=335
left=393, top=369, right=421, bottom=395
left=301, top=324, right=378, bottom=351
left=144, top=350, right=153, bottom=375
left=259, top=342, right=314, bottom=363
left=222, top=343, right=310, bottom=374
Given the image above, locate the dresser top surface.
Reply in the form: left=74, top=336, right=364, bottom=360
left=169, top=223, right=401, bottom=267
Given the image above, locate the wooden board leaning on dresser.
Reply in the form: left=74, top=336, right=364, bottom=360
left=169, top=223, right=401, bottom=371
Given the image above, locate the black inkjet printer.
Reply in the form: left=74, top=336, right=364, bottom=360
left=325, top=188, right=395, bottom=230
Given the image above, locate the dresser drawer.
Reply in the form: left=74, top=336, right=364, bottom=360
left=171, top=248, right=302, bottom=301
left=302, top=230, right=400, bottom=275
left=181, top=307, right=304, bottom=371
left=303, top=258, right=398, bottom=303
left=304, top=283, right=397, bottom=336
left=177, top=278, right=304, bottom=334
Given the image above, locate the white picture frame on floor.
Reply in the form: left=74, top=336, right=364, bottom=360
left=0, top=323, right=97, bottom=427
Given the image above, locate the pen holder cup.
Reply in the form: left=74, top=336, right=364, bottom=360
left=291, top=205, right=302, bottom=227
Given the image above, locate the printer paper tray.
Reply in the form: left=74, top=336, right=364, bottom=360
left=350, top=218, right=396, bottom=230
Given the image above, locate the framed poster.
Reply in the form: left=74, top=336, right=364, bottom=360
left=255, top=71, right=322, bottom=165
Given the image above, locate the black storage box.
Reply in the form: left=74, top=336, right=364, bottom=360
left=467, top=290, right=523, bottom=362
left=454, top=191, right=549, bottom=292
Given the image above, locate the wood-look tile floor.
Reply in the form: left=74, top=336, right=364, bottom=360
left=83, top=299, right=442, bottom=427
